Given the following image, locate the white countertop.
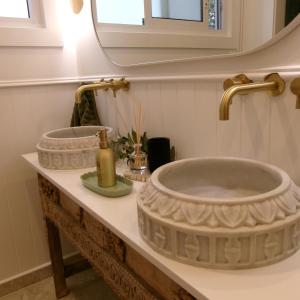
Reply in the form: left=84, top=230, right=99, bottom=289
left=23, top=152, right=300, bottom=300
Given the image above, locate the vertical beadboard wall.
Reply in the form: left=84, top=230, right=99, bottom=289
left=0, top=76, right=299, bottom=283
left=0, top=84, right=76, bottom=282
left=97, top=79, right=300, bottom=185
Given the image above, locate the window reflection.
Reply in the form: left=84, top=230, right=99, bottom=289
left=96, top=0, right=144, bottom=25
left=208, top=0, right=222, bottom=29
left=0, top=0, right=29, bottom=18
left=151, top=0, right=203, bottom=22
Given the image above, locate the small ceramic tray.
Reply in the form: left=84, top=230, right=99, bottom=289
left=81, top=171, right=133, bottom=197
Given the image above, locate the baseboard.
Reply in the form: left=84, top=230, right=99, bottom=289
left=0, top=252, right=87, bottom=297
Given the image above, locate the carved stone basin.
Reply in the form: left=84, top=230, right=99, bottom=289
left=137, top=157, right=300, bottom=269
left=37, top=126, right=113, bottom=169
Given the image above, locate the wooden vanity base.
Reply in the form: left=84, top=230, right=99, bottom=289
left=38, top=174, right=196, bottom=300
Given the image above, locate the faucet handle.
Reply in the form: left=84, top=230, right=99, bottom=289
left=290, top=78, right=300, bottom=109
left=223, top=74, right=253, bottom=91
left=223, top=74, right=253, bottom=101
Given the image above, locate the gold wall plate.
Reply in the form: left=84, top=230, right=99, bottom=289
left=264, top=73, right=285, bottom=96
left=290, top=78, right=300, bottom=109
left=223, top=74, right=253, bottom=91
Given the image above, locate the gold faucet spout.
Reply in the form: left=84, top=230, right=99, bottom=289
left=75, top=78, right=130, bottom=104
left=220, top=82, right=276, bottom=120
left=220, top=73, right=285, bottom=121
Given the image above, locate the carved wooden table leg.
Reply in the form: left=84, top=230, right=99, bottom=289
left=45, top=217, right=69, bottom=299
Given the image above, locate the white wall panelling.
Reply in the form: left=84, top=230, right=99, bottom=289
left=0, top=84, right=76, bottom=283
left=269, top=81, right=300, bottom=183
left=2, top=74, right=299, bottom=285
left=95, top=79, right=300, bottom=189
left=240, top=92, right=271, bottom=161
left=175, top=82, right=196, bottom=158
left=160, top=82, right=179, bottom=148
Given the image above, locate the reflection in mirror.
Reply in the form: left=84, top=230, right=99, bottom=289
left=96, top=0, right=144, bottom=25
left=92, top=0, right=300, bottom=66
left=208, top=0, right=222, bottom=29
left=0, top=0, right=29, bottom=18
left=151, top=0, right=203, bottom=22
left=151, top=0, right=222, bottom=29
left=95, top=0, right=222, bottom=28
left=285, top=0, right=300, bottom=25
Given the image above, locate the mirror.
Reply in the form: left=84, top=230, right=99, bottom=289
left=91, top=0, right=300, bottom=66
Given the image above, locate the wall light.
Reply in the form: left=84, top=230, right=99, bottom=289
left=70, top=0, right=83, bottom=14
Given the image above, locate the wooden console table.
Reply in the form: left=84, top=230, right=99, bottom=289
left=38, top=173, right=195, bottom=300
left=24, top=153, right=300, bottom=300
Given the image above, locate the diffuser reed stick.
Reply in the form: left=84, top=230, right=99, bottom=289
left=133, top=102, right=143, bottom=168
left=135, top=103, right=142, bottom=145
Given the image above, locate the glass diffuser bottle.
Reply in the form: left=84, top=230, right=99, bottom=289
left=128, top=143, right=147, bottom=172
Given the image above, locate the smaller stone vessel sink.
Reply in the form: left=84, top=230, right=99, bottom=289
left=37, top=126, right=113, bottom=169
left=137, top=157, right=300, bottom=269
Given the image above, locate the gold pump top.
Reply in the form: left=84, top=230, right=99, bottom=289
left=98, top=128, right=108, bottom=149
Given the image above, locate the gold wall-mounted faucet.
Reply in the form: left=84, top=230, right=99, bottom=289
left=220, top=73, right=285, bottom=120
left=290, top=78, right=300, bottom=109
left=75, top=78, right=130, bottom=104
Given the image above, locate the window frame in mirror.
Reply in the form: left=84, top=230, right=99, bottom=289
left=91, top=0, right=300, bottom=67
left=92, top=0, right=241, bottom=50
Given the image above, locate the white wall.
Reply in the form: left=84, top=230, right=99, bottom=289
left=0, top=84, right=76, bottom=282
left=0, top=0, right=81, bottom=283
left=0, top=1, right=79, bottom=82
left=0, top=0, right=300, bottom=285
left=241, top=0, right=275, bottom=51
left=97, top=79, right=300, bottom=187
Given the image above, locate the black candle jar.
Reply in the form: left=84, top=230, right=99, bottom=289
left=147, top=137, right=171, bottom=173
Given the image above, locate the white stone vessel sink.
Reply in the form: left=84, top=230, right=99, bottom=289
left=137, top=157, right=300, bottom=269
left=37, top=126, right=113, bottom=169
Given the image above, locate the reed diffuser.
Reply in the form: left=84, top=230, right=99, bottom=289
left=128, top=103, right=147, bottom=171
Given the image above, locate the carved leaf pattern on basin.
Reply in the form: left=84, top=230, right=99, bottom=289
left=139, top=181, right=300, bottom=229
left=225, top=238, right=241, bottom=265
left=181, top=203, right=211, bottom=225
left=184, top=235, right=200, bottom=260
left=137, top=209, right=146, bottom=235
left=215, top=205, right=248, bottom=228
left=37, top=148, right=97, bottom=169
left=39, top=137, right=98, bottom=150
left=264, top=233, right=279, bottom=259
left=154, top=226, right=166, bottom=249
left=293, top=222, right=300, bottom=247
